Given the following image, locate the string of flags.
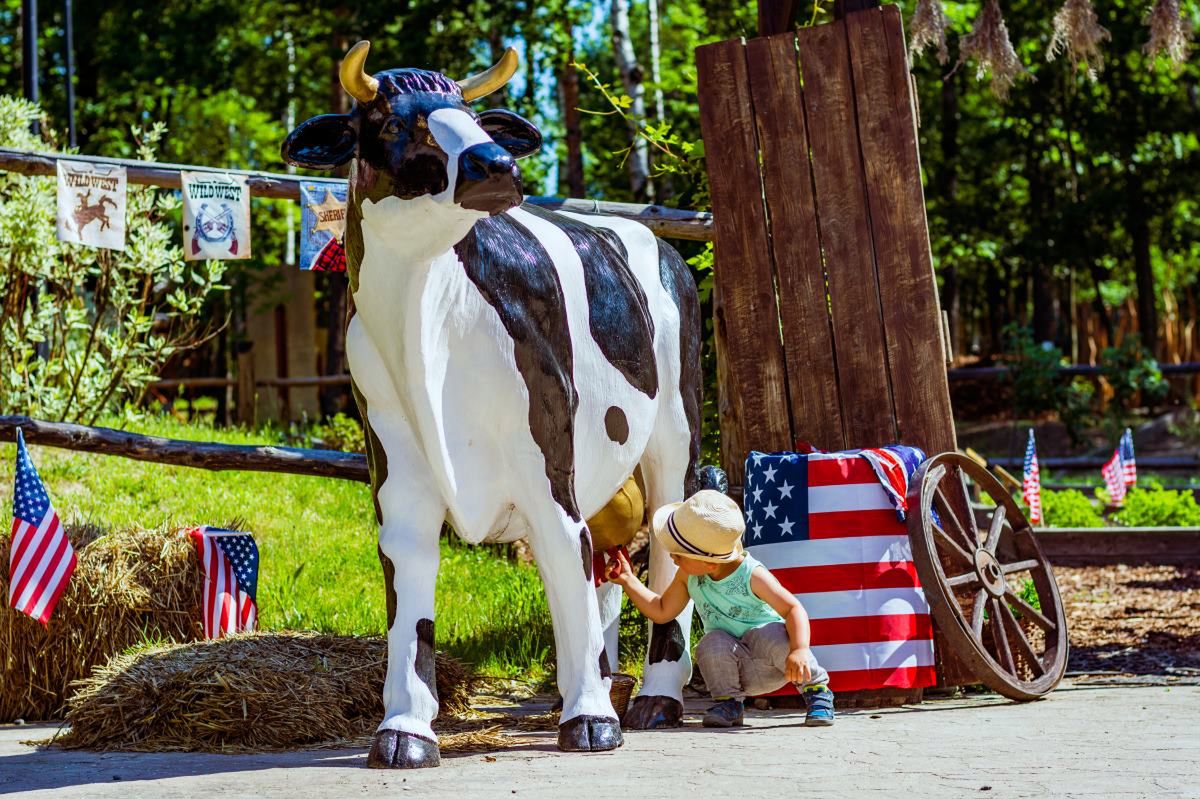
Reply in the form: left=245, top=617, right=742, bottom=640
left=52, top=157, right=345, bottom=270
left=6, top=434, right=257, bottom=638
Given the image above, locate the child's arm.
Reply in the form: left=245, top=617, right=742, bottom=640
left=750, top=566, right=815, bottom=685
left=606, top=550, right=690, bottom=624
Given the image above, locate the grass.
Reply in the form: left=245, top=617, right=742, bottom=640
left=0, top=414, right=554, bottom=680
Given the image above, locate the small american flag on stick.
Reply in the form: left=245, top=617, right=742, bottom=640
left=1022, top=429, right=1042, bottom=525
left=188, top=526, right=259, bottom=638
left=7, top=429, right=76, bottom=624
left=1101, top=428, right=1137, bottom=507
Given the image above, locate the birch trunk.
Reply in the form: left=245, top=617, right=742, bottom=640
left=611, top=0, right=653, bottom=201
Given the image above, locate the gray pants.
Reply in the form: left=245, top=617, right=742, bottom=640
left=694, top=622, right=830, bottom=700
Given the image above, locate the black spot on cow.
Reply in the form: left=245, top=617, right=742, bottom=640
left=521, top=204, right=658, bottom=399
left=580, top=527, right=593, bottom=581
left=378, top=545, right=398, bottom=632
left=657, top=238, right=703, bottom=496
left=415, top=618, right=438, bottom=706
left=598, top=648, right=612, bottom=680
left=454, top=213, right=581, bottom=522
left=604, top=406, right=629, bottom=445
left=352, top=380, right=389, bottom=526
left=648, top=620, right=686, bottom=664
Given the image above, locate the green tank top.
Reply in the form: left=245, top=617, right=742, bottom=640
left=687, top=554, right=783, bottom=639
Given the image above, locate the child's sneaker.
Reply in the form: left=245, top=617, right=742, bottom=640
left=802, top=685, right=835, bottom=727
left=702, top=698, right=744, bottom=728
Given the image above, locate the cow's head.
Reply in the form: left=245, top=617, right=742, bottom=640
left=282, top=41, right=541, bottom=217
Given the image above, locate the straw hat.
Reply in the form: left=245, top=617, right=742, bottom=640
left=651, top=490, right=745, bottom=563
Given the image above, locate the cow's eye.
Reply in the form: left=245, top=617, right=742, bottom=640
left=380, top=118, right=403, bottom=138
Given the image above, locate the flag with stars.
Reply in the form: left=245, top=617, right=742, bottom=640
left=188, top=526, right=258, bottom=638
left=7, top=429, right=76, bottom=624
left=1022, top=430, right=1042, bottom=525
left=743, top=450, right=936, bottom=693
left=300, top=181, right=348, bottom=271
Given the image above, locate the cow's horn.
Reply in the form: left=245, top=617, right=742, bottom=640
left=457, top=47, right=519, bottom=102
left=340, top=41, right=379, bottom=105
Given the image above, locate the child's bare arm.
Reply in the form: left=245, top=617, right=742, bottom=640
left=607, top=550, right=690, bottom=624
left=750, top=566, right=814, bottom=683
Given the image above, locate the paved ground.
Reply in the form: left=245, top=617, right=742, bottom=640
left=2, top=683, right=1197, bottom=799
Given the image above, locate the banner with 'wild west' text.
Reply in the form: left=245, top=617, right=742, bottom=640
left=181, top=171, right=252, bottom=261
left=56, top=161, right=127, bottom=251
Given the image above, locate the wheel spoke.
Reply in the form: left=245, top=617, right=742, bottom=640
left=933, top=486, right=976, bottom=551
left=970, top=589, right=987, bottom=638
left=1004, top=586, right=1056, bottom=633
left=957, top=467, right=981, bottom=543
left=946, top=571, right=981, bottom=589
left=989, top=598, right=1017, bottom=673
left=932, top=522, right=975, bottom=567
left=998, top=601, right=1046, bottom=678
left=985, top=505, right=1006, bottom=552
left=1001, top=559, right=1041, bottom=575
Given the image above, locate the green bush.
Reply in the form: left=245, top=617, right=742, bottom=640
left=1113, top=486, right=1200, bottom=527
left=1004, top=325, right=1093, bottom=442
left=1099, top=334, right=1168, bottom=433
left=305, top=413, right=366, bottom=453
left=1041, top=489, right=1105, bottom=528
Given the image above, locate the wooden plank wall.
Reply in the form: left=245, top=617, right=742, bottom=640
left=697, top=3, right=955, bottom=483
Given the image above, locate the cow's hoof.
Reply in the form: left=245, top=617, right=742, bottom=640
left=366, top=729, right=441, bottom=769
left=621, top=695, right=684, bottom=729
left=557, top=715, right=623, bottom=752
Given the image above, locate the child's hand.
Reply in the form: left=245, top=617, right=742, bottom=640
left=786, top=647, right=813, bottom=685
left=605, top=547, right=634, bottom=585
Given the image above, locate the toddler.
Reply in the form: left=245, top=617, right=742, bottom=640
left=607, top=489, right=834, bottom=727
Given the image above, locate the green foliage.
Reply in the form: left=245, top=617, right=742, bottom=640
left=1099, top=334, right=1168, bottom=431
left=1041, top=488, right=1105, bottom=528
left=0, top=97, right=228, bottom=424
left=303, top=412, right=366, bottom=454
left=1112, top=486, right=1200, bottom=527
left=1004, top=325, right=1093, bottom=439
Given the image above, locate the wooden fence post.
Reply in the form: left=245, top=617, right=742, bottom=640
left=236, top=343, right=256, bottom=427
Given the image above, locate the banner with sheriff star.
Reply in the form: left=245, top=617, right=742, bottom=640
left=299, top=181, right=348, bottom=271
left=181, top=171, right=252, bottom=261
left=56, top=161, right=128, bottom=251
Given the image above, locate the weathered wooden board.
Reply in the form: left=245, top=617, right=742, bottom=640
left=845, top=5, right=956, bottom=456
left=746, top=33, right=847, bottom=453
left=795, top=19, right=898, bottom=449
left=697, top=38, right=794, bottom=486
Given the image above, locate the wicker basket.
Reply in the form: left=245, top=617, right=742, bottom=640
left=609, top=673, right=637, bottom=718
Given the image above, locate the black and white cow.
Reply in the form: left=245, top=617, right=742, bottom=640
left=283, top=42, right=702, bottom=768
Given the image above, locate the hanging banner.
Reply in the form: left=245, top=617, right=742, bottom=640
left=299, top=181, right=348, bottom=271
left=181, top=171, right=252, bottom=261
left=56, top=161, right=127, bottom=251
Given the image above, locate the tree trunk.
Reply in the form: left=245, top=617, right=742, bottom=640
left=611, top=0, right=652, bottom=201
left=647, top=0, right=665, bottom=122
left=938, top=74, right=960, bottom=357
left=1129, top=173, right=1158, bottom=353
left=560, top=39, right=585, bottom=198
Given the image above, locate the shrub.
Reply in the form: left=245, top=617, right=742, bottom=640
left=0, top=96, right=227, bottom=424
left=306, top=413, right=366, bottom=453
left=1112, top=486, right=1200, bottom=527
left=1004, top=325, right=1093, bottom=442
left=1041, top=488, right=1105, bottom=528
left=1099, top=334, right=1168, bottom=433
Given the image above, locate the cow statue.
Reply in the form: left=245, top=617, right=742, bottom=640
left=283, top=42, right=703, bottom=768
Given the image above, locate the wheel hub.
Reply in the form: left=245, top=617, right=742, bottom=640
left=974, top=549, right=1007, bottom=597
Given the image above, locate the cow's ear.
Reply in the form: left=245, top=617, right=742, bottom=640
left=281, top=114, right=357, bottom=170
left=477, top=109, right=542, bottom=159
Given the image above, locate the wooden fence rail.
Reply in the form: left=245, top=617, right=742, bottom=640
left=0, top=148, right=714, bottom=242
left=0, top=415, right=369, bottom=482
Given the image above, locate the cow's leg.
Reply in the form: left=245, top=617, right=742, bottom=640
left=526, top=504, right=623, bottom=752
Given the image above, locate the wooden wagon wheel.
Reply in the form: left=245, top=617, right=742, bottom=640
left=906, top=452, right=1069, bottom=700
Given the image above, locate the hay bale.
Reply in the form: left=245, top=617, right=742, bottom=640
left=0, top=523, right=203, bottom=722
left=56, top=632, right=478, bottom=752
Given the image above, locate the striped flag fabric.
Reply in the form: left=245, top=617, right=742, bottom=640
left=743, top=450, right=936, bottom=694
left=188, top=526, right=259, bottom=639
left=1101, top=428, right=1137, bottom=507
left=7, top=429, right=77, bottom=624
left=1022, top=430, right=1042, bottom=525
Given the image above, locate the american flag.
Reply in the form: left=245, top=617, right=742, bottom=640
left=188, top=526, right=259, bottom=638
left=743, top=449, right=937, bottom=694
left=1101, top=428, right=1137, bottom=507
left=7, top=429, right=76, bottom=624
left=1023, top=429, right=1042, bottom=525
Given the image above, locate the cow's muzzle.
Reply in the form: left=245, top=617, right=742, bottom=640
left=454, top=143, right=522, bottom=215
